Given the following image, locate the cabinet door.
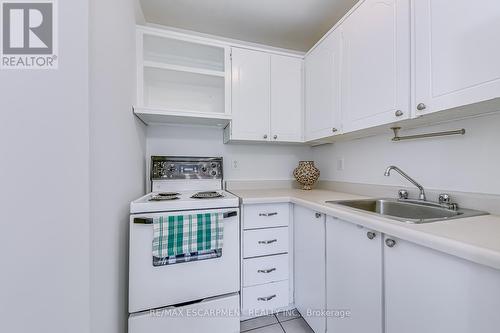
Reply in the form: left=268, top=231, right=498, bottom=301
left=293, top=205, right=326, bottom=333
left=270, top=55, right=303, bottom=142
left=231, top=47, right=270, bottom=141
left=414, top=0, right=500, bottom=116
left=341, top=0, right=410, bottom=133
left=326, top=218, right=383, bottom=333
left=384, top=236, right=500, bottom=333
left=304, top=30, right=342, bottom=141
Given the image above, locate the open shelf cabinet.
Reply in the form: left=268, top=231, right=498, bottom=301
left=135, top=26, right=232, bottom=126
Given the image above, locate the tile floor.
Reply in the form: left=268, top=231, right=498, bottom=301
left=240, top=309, right=314, bottom=333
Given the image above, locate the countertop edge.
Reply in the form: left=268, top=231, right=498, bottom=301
left=237, top=193, right=500, bottom=271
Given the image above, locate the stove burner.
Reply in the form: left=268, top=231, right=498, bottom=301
left=157, top=192, right=180, bottom=197
left=191, top=191, right=224, bottom=199
left=149, top=193, right=180, bottom=201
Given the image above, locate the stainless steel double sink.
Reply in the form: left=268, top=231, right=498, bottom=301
left=326, top=198, right=488, bottom=224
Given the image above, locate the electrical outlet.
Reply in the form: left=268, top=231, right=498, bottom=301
left=337, top=158, right=345, bottom=171
left=232, top=160, right=239, bottom=169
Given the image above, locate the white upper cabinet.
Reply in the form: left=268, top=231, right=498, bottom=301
left=414, top=0, right=500, bottom=116
left=341, top=0, right=410, bottom=133
left=228, top=48, right=303, bottom=143
left=231, top=47, right=271, bottom=141
left=304, top=30, right=342, bottom=141
left=326, top=218, right=383, bottom=333
left=384, top=236, right=500, bottom=333
left=270, top=54, right=303, bottom=142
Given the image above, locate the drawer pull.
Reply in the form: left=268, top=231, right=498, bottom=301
left=258, top=239, right=277, bottom=245
left=259, top=212, right=278, bottom=217
left=257, top=268, right=276, bottom=274
left=257, top=294, right=277, bottom=302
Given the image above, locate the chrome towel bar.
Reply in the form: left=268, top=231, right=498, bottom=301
left=391, top=127, right=465, bottom=142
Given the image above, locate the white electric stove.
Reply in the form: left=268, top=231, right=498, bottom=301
left=131, top=156, right=239, bottom=214
left=128, top=156, right=240, bottom=333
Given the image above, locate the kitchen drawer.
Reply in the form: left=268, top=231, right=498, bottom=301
left=242, top=280, right=289, bottom=316
left=243, top=254, right=289, bottom=287
left=243, top=227, right=289, bottom=258
left=243, top=203, right=289, bottom=229
left=129, top=293, right=240, bottom=333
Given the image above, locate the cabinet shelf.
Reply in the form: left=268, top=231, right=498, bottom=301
left=133, top=106, right=231, bottom=126
left=143, top=61, right=226, bottom=78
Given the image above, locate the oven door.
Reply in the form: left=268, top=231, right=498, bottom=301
left=129, top=208, right=240, bottom=313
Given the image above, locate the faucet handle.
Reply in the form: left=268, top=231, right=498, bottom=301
left=438, top=193, right=451, bottom=204
left=398, top=189, right=409, bottom=200
left=439, top=193, right=458, bottom=210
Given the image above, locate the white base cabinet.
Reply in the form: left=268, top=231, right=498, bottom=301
left=241, top=203, right=292, bottom=318
left=290, top=204, right=500, bottom=333
left=326, top=217, right=383, bottom=333
left=384, top=235, right=500, bottom=333
left=294, top=205, right=326, bottom=333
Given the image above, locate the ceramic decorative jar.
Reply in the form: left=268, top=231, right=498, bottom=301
left=293, top=161, right=320, bottom=190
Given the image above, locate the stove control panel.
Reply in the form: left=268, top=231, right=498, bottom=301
left=151, top=156, right=223, bottom=180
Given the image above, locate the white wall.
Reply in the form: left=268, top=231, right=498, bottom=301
left=0, top=1, right=90, bottom=333
left=313, top=113, right=500, bottom=195
left=89, top=1, right=146, bottom=333
left=147, top=125, right=312, bottom=183
left=135, top=0, right=146, bottom=24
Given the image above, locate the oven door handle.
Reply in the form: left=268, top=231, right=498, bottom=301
left=133, top=211, right=238, bottom=224
left=133, top=217, right=153, bottom=224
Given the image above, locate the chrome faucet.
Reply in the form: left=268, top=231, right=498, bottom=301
left=384, top=166, right=426, bottom=201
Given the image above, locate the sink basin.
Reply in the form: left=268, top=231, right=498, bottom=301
left=326, top=198, right=488, bottom=224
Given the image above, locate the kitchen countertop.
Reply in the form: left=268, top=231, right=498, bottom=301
left=230, top=188, right=500, bottom=271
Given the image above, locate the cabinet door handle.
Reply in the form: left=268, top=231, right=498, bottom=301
left=367, top=231, right=376, bottom=240
left=258, top=239, right=277, bottom=245
left=315, top=212, right=322, bottom=218
left=417, top=103, right=427, bottom=111
left=273, top=135, right=278, bottom=140
left=263, top=134, right=268, bottom=139
left=259, top=212, right=278, bottom=217
left=332, top=128, right=338, bottom=133
left=257, top=295, right=276, bottom=302
left=395, top=110, right=404, bottom=117
left=257, top=268, right=276, bottom=274
left=385, top=238, right=396, bottom=248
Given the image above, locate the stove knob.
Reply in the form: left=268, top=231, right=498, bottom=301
left=168, top=165, right=176, bottom=173
left=211, top=170, right=217, bottom=176
left=201, top=165, right=207, bottom=173
left=211, top=162, right=217, bottom=168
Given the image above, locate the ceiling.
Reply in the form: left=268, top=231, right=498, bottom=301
left=139, top=0, right=358, bottom=51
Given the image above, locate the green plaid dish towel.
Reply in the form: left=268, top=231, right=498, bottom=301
left=152, top=212, right=224, bottom=258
